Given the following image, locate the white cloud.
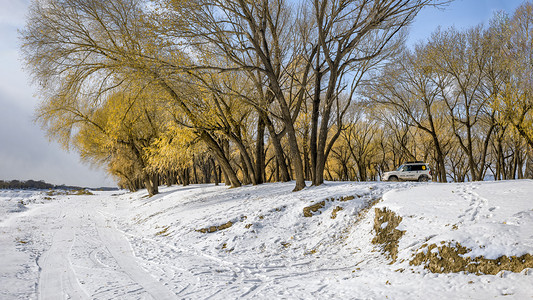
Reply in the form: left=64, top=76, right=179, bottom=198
left=0, top=3, right=36, bottom=112
left=0, top=87, right=116, bottom=188
left=0, top=1, right=115, bottom=188
left=0, top=47, right=36, bottom=111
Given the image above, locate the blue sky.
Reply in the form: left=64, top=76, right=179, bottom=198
left=0, top=0, right=527, bottom=187
left=408, top=0, right=524, bottom=45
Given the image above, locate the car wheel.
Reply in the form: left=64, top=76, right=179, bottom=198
left=418, top=175, right=429, bottom=182
left=389, top=176, right=399, bottom=182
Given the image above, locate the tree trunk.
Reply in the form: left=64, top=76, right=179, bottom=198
left=151, top=173, right=159, bottom=194
left=265, top=78, right=305, bottom=191
left=240, top=154, right=251, bottom=185
left=310, top=56, right=322, bottom=184
left=199, top=131, right=241, bottom=187
left=432, top=134, right=447, bottom=183
left=255, top=115, right=265, bottom=184
left=302, top=125, right=311, bottom=180
left=526, top=146, right=533, bottom=179
left=143, top=172, right=158, bottom=197
left=230, top=134, right=256, bottom=185
left=475, top=124, right=495, bottom=181
left=192, top=155, right=199, bottom=184
left=313, top=92, right=335, bottom=186
left=497, top=136, right=503, bottom=180
left=212, top=158, right=219, bottom=185
left=203, top=160, right=211, bottom=183
left=183, top=168, right=190, bottom=186
left=261, top=112, right=290, bottom=182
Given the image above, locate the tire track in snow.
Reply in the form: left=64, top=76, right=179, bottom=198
left=124, top=233, right=273, bottom=299
left=37, top=208, right=89, bottom=300
left=93, top=211, right=177, bottom=300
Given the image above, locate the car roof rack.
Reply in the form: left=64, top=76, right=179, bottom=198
left=403, top=161, right=424, bottom=164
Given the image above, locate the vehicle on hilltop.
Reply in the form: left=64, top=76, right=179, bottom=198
left=382, top=161, right=432, bottom=182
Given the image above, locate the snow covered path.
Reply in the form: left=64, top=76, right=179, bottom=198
left=54, top=197, right=177, bottom=299
left=38, top=207, right=89, bottom=300
left=2, top=193, right=179, bottom=299
left=1, top=181, right=533, bottom=299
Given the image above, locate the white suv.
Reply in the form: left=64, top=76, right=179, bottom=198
left=382, top=162, right=432, bottom=182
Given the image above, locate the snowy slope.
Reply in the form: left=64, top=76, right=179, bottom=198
left=379, top=181, right=533, bottom=261
left=0, top=181, right=532, bottom=299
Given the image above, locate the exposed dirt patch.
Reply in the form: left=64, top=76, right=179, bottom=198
left=410, top=242, right=533, bottom=274
left=331, top=206, right=344, bottom=219
left=73, top=189, right=94, bottom=195
left=303, top=195, right=357, bottom=218
left=196, top=216, right=247, bottom=233
left=197, top=221, right=233, bottom=233
left=338, top=195, right=355, bottom=202
left=155, top=226, right=171, bottom=236
left=46, top=190, right=61, bottom=196
left=46, top=189, right=93, bottom=196
left=303, top=201, right=326, bottom=217
left=372, top=208, right=405, bottom=263
left=305, top=248, right=318, bottom=255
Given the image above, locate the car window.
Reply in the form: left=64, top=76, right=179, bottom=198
left=396, top=165, right=404, bottom=171
left=411, top=165, right=423, bottom=171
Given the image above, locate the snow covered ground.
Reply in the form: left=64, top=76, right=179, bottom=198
left=0, top=180, right=532, bottom=299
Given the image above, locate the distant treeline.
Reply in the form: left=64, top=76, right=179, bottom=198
left=0, top=179, right=117, bottom=191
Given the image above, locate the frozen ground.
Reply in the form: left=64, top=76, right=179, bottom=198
left=0, top=180, right=532, bottom=299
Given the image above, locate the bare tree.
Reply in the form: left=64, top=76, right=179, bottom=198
left=427, top=26, right=497, bottom=181
left=21, top=0, right=243, bottom=188
left=365, top=46, right=450, bottom=182
left=496, top=2, right=533, bottom=149
left=308, top=0, right=446, bottom=185
left=162, top=0, right=310, bottom=190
